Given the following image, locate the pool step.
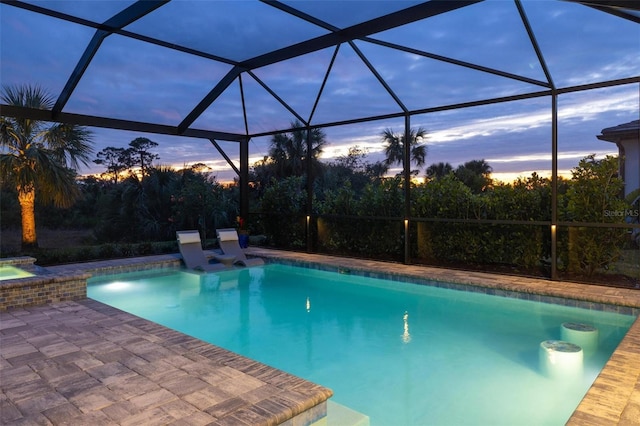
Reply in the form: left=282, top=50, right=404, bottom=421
left=311, top=401, right=370, bottom=426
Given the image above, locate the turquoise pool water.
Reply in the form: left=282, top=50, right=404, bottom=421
left=88, top=264, right=635, bottom=425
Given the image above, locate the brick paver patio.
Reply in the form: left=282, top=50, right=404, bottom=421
left=2, top=248, right=639, bottom=425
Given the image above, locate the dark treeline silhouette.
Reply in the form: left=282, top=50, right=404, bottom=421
left=1, top=109, right=635, bottom=283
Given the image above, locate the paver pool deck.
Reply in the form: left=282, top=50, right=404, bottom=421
left=1, top=248, right=640, bottom=425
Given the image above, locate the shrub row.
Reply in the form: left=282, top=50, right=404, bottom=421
left=13, top=240, right=181, bottom=266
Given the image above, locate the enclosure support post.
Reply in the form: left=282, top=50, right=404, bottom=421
left=240, top=137, right=249, bottom=227
left=306, top=126, right=314, bottom=253
left=551, top=93, right=558, bottom=280
left=404, top=114, right=411, bottom=264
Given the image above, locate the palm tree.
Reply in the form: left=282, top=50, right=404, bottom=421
left=380, top=127, right=427, bottom=172
left=268, top=120, right=327, bottom=178
left=454, top=159, right=493, bottom=193
left=365, top=161, right=390, bottom=181
left=0, top=84, right=94, bottom=248
left=426, top=162, right=453, bottom=180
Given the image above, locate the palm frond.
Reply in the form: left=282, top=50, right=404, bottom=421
left=381, top=127, right=428, bottom=168
left=31, top=149, right=80, bottom=208
left=1, top=84, right=55, bottom=109
left=44, top=123, right=94, bottom=168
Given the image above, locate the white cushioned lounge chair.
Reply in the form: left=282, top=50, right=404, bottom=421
left=216, top=228, right=264, bottom=267
left=176, top=230, right=226, bottom=272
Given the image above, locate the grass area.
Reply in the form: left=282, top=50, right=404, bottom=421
left=1, top=228, right=95, bottom=252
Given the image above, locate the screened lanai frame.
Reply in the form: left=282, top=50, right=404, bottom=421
left=1, top=0, right=639, bottom=281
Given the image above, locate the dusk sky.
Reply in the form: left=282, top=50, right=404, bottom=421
left=1, top=0, right=639, bottom=183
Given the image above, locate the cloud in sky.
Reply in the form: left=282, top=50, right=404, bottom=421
left=0, top=0, right=638, bottom=183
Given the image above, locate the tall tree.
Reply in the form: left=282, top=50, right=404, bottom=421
left=364, top=161, right=390, bottom=182
left=0, top=84, right=93, bottom=248
left=380, top=127, right=428, bottom=172
left=454, top=159, right=493, bottom=193
left=319, top=146, right=373, bottom=195
left=267, top=120, right=327, bottom=178
left=334, top=146, right=368, bottom=172
left=563, top=154, right=627, bottom=275
left=125, top=137, right=159, bottom=178
left=94, top=146, right=127, bottom=184
left=426, top=162, right=453, bottom=180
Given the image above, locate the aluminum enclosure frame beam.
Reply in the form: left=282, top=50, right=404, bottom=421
left=53, top=1, right=169, bottom=115
left=1, top=0, right=638, bottom=281
left=0, top=104, right=246, bottom=142
left=248, top=76, right=639, bottom=140
left=567, top=0, right=640, bottom=23
left=179, top=0, right=482, bottom=132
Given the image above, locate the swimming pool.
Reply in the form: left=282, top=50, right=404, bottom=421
left=88, top=264, right=635, bottom=425
left=0, top=265, right=35, bottom=280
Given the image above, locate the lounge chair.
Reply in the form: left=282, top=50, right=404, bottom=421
left=176, top=230, right=226, bottom=272
left=216, top=228, right=264, bottom=267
